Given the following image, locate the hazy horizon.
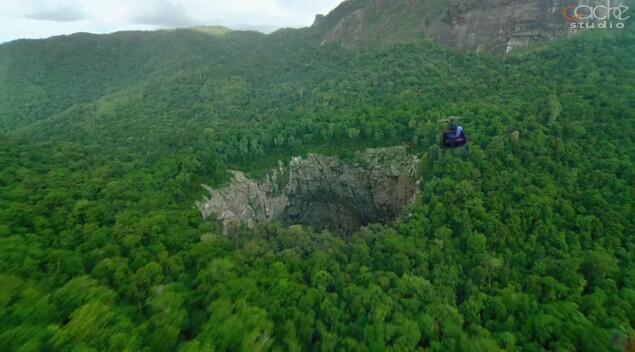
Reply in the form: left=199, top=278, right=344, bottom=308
left=0, top=0, right=342, bottom=43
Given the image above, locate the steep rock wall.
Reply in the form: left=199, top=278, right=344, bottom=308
left=314, top=0, right=628, bottom=54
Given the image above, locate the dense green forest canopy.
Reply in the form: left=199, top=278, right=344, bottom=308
left=0, top=21, right=634, bottom=351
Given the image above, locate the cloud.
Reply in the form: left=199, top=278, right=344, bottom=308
left=131, top=0, right=193, bottom=27
left=25, top=6, right=85, bottom=22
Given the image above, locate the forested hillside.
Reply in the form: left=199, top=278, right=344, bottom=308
left=0, top=17, right=633, bottom=352
left=0, top=27, right=264, bottom=132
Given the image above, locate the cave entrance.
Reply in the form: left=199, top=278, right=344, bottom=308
left=282, top=179, right=411, bottom=234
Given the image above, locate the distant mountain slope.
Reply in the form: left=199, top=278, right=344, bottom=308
left=314, top=0, right=631, bottom=53
left=1, top=0, right=632, bottom=134
left=0, top=28, right=265, bottom=132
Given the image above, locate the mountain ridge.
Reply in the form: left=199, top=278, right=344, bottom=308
left=314, top=0, right=632, bottom=53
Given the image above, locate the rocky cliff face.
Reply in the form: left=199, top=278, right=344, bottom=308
left=197, top=147, right=420, bottom=234
left=314, top=0, right=627, bottom=54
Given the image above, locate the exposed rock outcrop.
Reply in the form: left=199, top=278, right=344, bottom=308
left=313, top=0, right=628, bottom=54
left=197, top=147, right=420, bottom=234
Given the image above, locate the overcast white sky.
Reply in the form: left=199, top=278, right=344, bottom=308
left=0, top=0, right=343, bottom=43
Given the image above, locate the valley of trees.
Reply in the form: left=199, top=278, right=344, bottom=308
left=0, top=21, right=634, bottom=352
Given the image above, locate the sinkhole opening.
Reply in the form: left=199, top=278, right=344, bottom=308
left=282, top=175, right=417, bottom=234
left=198, top=147, right=420, bottom=235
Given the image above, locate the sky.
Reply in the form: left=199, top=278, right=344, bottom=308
left=0, top=0, right=343, bottom=43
